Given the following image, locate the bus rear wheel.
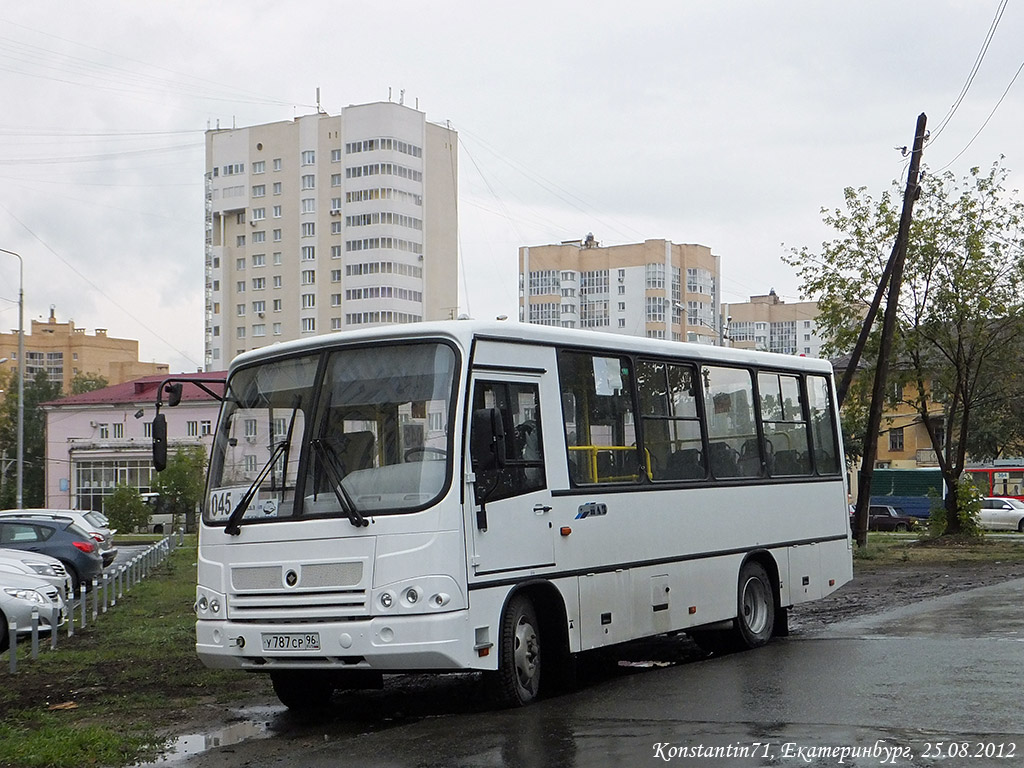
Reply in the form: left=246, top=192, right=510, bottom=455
left=490, top=593, right=541, bottom=707
left=735, top=561, right=775, bottom=649
left=271, top=670, right=334, bottom=710
left=691, top=560, right=775, bottom=654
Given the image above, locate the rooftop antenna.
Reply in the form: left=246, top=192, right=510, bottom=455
left=389, top=86, right=392, bottom=102
left=400, top=89, right=405, bottom=106
left=316, top=87, right=325, bottom=114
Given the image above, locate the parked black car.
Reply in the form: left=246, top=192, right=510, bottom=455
left=0, top=516, right=104, bottom=590
left=865, top=504, right=918, bottom=532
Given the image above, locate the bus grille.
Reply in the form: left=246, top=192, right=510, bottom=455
left=228, top=561, right=368, bottom=621
left=229, top=589, right=367, bottom=621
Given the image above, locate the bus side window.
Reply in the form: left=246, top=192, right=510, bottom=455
left=471, top=381, right=546, bottom=502
left=557, top=351, right=639, bottom=485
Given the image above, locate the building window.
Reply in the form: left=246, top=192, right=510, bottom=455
left=252, top=300, right=266, bottom=313
left=301, top=198, right=316, bottom=213
left=301, top=317, right=316, bottom=333
left=236, top=303, right=246, bottom=317
left=301, top=222, right=316, bottom=237
left=331, top=269, right=342, bottom=282
left=187, top=421, right=199, bottom=437
left=331, top=317, right=342, bottom=330
left=301, top=246, right=316, bottom=260
left=144, top=422, right=153, bottom=438
left=251, top=207, right=265, bottom=221
left=252, top=231, right=266, bottom=243
left=273, top=298, right=282, bottom=311
left=253, top=324, right=266, bottom=337
left=273, top=158, right=281, bottom=171
left=252, top=253, right=265, bottom=267
left=301, top=174, right=315, bottom=190
left=273, top=182, right=282, bottom=195
left=331, top=293, right=341, bottom=307
left=273, top=322, right=282, bottom=335
left=252, top=184, right=266, bottom=197
left=236, top=258, right=245, bottom=270
left=252, top=161, right=265, bottom=174
left=273, top=205, right=282, bottom=218
left=301, top=293, right=316, bottom=309
left=252, top=277, right=266, bottom=290
left=273, top=275, right=282, bottom=288
left=889, top=427, right=904, bottom=452
left=301, top=270, right=316, bottom=285
left=273, top=229, right=282, bottom=242
left=112, top=423, right=124, bottom=439
left=237, top=327, right=246, bottom=339
left=331, top=149, right=342, bottom=162
left=273, top=252, right=282, bottom=265
left=331, top=245, right=342, bottom=259
left=301, top=150, right=316, bottom=165
left=236, top=281, right=245, bottom=293
left=236, top=235, right=245, bottom=247
left=331, top=173, right=342, bottom=187
left=201, top=420, right=212, bottom=436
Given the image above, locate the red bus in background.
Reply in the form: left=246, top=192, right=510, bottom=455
left=966, top=467, right=1024, bottom=500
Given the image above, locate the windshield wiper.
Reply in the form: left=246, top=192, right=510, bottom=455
left=224, top=396, right=301, bottom=536
left=310, top=438, right=368, bottom=528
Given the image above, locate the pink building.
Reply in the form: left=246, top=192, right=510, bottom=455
left=42, top=373, right=224, bottom=511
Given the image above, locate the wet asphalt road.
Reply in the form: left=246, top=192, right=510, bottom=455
left=154, top=578, right=1024, bottom=768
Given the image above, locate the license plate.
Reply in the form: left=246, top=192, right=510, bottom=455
left=261, top=632, right=321, bottom=651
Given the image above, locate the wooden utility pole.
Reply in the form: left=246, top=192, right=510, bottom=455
left=853, top=113, right=928, bottom=547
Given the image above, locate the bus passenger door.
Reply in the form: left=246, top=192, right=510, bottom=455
left=468, top=377, right=554, bottom=575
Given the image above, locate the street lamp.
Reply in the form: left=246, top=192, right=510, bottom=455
left=0, top=248, right=23, bottom=508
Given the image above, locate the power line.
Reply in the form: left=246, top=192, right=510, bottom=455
left=928, top=0, right=1008, bottom=145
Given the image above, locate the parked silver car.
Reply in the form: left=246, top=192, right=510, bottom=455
left=0, top=547, right=71, bottom=596
left=0, top=509, right=118, bottom=567
left=1, top=571, right=67, bottom=652
left=979, top=497, right=1024, bottom=532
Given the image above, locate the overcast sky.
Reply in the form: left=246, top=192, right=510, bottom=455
left=1, top=1, right=1021, bottom=373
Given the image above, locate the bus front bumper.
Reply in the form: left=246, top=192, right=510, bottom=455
left=196, top=611, right=486, bottom=672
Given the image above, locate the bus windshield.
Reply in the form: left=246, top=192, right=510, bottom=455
left=205, top=341, right=457, bottom=527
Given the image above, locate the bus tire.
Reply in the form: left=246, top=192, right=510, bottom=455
left=734, top=560, right=775, bottom=649
left=490, top=593, right=541, bottom=707
left=271, top=670, right=334, bottom=710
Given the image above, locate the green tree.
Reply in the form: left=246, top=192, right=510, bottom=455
left=70, top=371, right=109, bottom=395
left=786, top=159, right=1024, bottom=535
left=153, top=445, right=207, bottom=532
left=0, top=368, right=63, bottom=508
left=104, top=483, right=150, bottom=533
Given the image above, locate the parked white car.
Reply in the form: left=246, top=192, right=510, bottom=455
left=0, top=547, right=71, bottom=596
left=1, top=571, right=67, bottom=652
left=0, top=509, right=118, bottom=567
left=979, top=497, right=1024, bottom=532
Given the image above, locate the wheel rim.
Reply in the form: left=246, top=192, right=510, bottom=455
left=513, top=615, right=540, bottom=696
left=740, top=575, right=770, bottom=635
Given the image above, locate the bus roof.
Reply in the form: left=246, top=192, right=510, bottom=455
left=228, top=319, right=835, bottom=376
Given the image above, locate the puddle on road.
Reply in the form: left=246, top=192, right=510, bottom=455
left=145, top=707, right=280, bottom=765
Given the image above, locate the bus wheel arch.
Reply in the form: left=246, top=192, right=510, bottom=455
left=489, top=582, right=569, bottom=707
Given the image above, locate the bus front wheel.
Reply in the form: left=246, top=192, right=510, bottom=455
left=490, top=593, right=541, bottom=707
left=271, top=670, right=334, bottom=711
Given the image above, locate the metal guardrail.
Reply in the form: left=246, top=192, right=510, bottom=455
left=4, top=530, right=187, bottom=674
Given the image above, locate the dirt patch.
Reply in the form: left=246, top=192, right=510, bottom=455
left=789, top=559, right=1024, bottom=631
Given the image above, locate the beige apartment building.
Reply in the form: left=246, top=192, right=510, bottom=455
left=204, top=101, right=459, bottom=369
left=0, top=309, right=168, bottom=395
left=519, top=237, right=722, bottom=343
left=725, top=290, right=825, bottom=357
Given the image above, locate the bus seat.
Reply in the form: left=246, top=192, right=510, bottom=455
left=738, top=439, right=762, bottom=477
left=336, top=430, right=376, bottom=472
left=708, top=441, right=740, bottom=478
left=773, top=449, right=809, bottom=476
left=666, top=448, right=705, bottom=480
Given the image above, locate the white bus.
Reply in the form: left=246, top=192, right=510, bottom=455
left=153, top=320, right=852, bottom=709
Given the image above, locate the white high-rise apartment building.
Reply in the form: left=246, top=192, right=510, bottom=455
left=520, top=238, right=722, bottom=343
left=204, top=101, right=458, bottom=368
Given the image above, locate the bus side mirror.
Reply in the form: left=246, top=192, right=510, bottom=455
left=153, top=413, right=168, bottom=472
left=165, top=383, right=184, bottom=407
left=471, top=408, right=507, bottom=471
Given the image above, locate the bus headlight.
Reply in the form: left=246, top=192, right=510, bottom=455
left=380, top=591, right=394, bottom=609
left=404, top=588, right=419, bottom=605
